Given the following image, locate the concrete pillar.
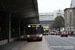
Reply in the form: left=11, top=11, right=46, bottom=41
left=6, top=13, right=11, bottom=43
left=18, top=19, right=20, bottom=39
left=9, top=13, right=11, bottom=40
left=24, top=22, right=25, bottom=35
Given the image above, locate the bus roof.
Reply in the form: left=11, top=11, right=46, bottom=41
left=26, top=24, right=43, bottom=27
left=28, top=24, right=42, bottom=25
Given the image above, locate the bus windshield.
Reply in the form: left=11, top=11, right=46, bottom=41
left=25, top=25, right=43, bottom=34
left=28, top=27, right=41, bottom=34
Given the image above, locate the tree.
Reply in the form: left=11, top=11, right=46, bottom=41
left=51, top=16, right=64, bottom=29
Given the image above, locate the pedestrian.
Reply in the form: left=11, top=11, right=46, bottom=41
left=71, top=31, right=73, bottom=35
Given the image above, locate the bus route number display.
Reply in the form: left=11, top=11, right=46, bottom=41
left=32, top=25, right=39, bottom=27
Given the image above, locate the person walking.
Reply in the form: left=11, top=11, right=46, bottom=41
left=71, top=31, right=73, bottom=35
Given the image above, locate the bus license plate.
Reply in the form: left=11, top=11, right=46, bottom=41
left=33, top=38, right=36, bottom=40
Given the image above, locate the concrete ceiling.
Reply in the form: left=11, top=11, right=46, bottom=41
left=0, top=0, right=39, bottom=24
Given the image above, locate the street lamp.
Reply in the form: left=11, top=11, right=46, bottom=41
left=70, top=10, right=72, bottom=33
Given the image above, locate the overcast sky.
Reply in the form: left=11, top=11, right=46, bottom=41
left=37, top=0, right=71, bottom=13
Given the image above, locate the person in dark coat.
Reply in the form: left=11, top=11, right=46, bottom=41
left=71, top=31, right=73, bottom=35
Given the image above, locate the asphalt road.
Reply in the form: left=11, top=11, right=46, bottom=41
left=44, top=35, right=75, bottom=50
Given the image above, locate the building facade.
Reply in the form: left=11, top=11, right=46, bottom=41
left=64, top=8, right=75, bottom=32
left=70, top=0, right=75, bottom=8
left=40, top=20, right=54, bottom=28
left=39, top=12, right=54, bottom=21
left=39, top=12, right=54, bottom=28
left=54, top=10, right=64, bottom=19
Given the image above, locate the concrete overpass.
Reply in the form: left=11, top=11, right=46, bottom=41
left=0, top=0, right=39, bottom=45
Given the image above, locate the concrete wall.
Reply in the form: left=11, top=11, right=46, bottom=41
left=0, top=39, right=8, bottom=45
left=0, top=37, right=18, bottom=45
left=64, top=8, right=75, bottom=32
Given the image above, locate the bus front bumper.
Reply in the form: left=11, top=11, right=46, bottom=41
left=27, top=37, right=42, bottom=41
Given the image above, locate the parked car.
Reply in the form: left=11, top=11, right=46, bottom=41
left=54, top=32, right=57, bottom=35
left=56, top=31, right=60, bottom=35
left=60, top=32, right=68, bottom=37
left=50, top=32, right=55, bottom=35
left=43, top=33, right=48, bottom=35
left=43, top=31, right=48, bottom=35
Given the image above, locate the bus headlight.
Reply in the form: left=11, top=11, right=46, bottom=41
left=27, top=35, right=29, bottom=38
left=40, top=34, right=43, bottom=37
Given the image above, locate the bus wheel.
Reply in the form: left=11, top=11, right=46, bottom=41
left=27, top=40, right=30, bottom=42
left=39, top=38, right=42, bottom=41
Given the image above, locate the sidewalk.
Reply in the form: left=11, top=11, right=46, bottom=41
left=0, top=37, right=50, bottom=50
left=19, top=37, right=50, bottom=50
left=0, top=39, right=27, bottom=50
